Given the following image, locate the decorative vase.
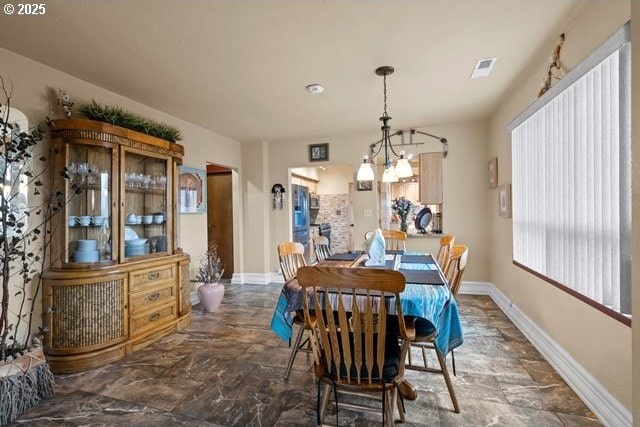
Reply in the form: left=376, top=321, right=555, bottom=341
left=400, top=218, right=408, bottom=233
left=197, top=282, right=225, bottom=312
left=0, top=346, right=55, bottom=424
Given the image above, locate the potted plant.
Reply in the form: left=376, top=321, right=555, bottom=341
left=0, top=78, right=74, bottom=423
left=194, top=243, right=225, bottom=312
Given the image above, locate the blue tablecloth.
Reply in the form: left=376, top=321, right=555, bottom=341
left=270, top=253, right=464, bottom=355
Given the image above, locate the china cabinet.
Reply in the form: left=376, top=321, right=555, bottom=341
left=42, top=119, right=191, bottom=373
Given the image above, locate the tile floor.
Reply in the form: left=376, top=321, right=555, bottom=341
left=11, top=282, right=602, bottom=426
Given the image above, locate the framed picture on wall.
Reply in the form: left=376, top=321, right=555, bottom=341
left=498, top=184, right=512, bottom=218
left=179, top=166, right=207, bottom=214
left=357, top=180, right=373, bottom=191
left=488, top=157, right=498, bottom=189
left=309, top=143, right=329, bottom=162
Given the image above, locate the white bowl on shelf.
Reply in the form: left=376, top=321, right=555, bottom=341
left=125, top=238, right=148, bottom=246
left=124, top=227, right=138, bottom=241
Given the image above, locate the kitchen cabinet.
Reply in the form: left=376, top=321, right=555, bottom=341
left=391, top=182, right=419, bottom=204
left=419, top=152, right=443, bottom=204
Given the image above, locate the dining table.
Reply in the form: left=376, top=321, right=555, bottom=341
left=270, top=251, right=464, bottom=359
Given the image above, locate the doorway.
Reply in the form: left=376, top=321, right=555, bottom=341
left=206, top=164, right=233, bottom=278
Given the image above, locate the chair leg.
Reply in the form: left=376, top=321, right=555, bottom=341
left=319, top=383, right=331, bottom=424
left=394, top=387, right=405, bottom=423
left=451, top=349, right=456, bottom=376
left=284, top=323, right=305, bottom=380
left=435, top=348, right=460, bottom=413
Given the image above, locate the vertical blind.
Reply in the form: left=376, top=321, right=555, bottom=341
left=510, top=31, right=631, bottom=316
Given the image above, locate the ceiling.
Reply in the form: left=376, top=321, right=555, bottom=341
left=0, top=1, right=580, bottom=143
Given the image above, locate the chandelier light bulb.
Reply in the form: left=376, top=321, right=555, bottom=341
left=356, top=155, right=375, bottom=181
left=395, top=150, right=413, bottom=178
left=382, top=165, right=399, bottom=183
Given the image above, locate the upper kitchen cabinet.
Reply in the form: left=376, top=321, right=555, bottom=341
left=419, top=152, right=443, bottom=204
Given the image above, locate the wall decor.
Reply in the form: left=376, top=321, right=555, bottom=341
left=179, top=166, right=207, bottom=214
left=271, top=183, right=286, bottom=210
left=538, top=33, right=566, bottom=98
left=309, top=143, right=329, bottom=162
left=498, top=183, right=512, bottom=218
left=357, top=180, right=373, bottom=191
left=488, top=157, right=498, bottom=189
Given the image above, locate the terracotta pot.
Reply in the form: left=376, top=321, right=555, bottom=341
left=197, top=282, right=225, bottom=312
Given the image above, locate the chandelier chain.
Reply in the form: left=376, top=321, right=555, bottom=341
left=383, top=75, right=388, bottom=117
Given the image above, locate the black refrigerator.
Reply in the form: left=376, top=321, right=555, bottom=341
left=291, top=184, right=310, bottom=262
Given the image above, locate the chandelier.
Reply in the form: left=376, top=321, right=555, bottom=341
left=357, top=66, right=449, bottom=183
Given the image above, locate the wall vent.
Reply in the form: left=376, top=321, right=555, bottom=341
left=471, top=57, right=497, bottom=78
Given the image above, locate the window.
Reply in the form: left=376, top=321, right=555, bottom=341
left=508, top=23, right=631, bottom=322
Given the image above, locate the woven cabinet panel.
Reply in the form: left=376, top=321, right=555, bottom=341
left=52, top=279, right=125, bottom=349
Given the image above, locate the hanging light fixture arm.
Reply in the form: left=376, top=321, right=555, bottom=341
left=412, top=129, right=449, bottom=158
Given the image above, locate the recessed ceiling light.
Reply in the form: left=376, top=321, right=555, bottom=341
left=471, top=57, right=497, bottom=79
left=306, top=84, right=324, bottom=94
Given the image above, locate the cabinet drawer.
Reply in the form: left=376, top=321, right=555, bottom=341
left=130, top=303, right=176, bottom=337
left=130, top=285, right=176, bottom=316
left=130, top=265, right=176, bottom=292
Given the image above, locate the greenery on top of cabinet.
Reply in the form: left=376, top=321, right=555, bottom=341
left=79, top=100, right=182, bottom=142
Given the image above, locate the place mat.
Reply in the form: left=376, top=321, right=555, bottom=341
left=399, top=269, right=445, bottom=285
left=401, top=254, right=436, bottom=264
left=325, top=252, right=361, bottom=261
left=385, top=250, right=405, bottom=255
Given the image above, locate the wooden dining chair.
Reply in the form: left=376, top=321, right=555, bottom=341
left=297, top=266, right=415, bottom=426
left=436, top=235, right=455, bottom=270
left=405, top=244, right=469, bottom=414
left=364, top=229, right=407, bottom=251
left=444, top=245, right=468, bottom=297
left=313, top=235, right=332, bottom=262
left=278, top=241, right=306, bottom=282
left=278, top=241, right=309, bottom=380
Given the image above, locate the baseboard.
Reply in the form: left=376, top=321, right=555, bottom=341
left=231, top=272, right=283, bottom=285
left=190, top=291, right=199, bottom=306
left=460, top=281, right=632, bottom=427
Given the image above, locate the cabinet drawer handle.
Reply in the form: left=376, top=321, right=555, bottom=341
left=149, top=312, right=160, bottom=321
left=147, top=292, right=160, bottom=301
left=148, top=272, right=160, bottom=281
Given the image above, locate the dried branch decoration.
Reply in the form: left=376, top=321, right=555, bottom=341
left=538, top=33, right=566, bottom=98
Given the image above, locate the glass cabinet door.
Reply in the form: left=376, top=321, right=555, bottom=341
left=66, top=144, right=112, bottom=264
left=122, top=149, right=169, bottom=260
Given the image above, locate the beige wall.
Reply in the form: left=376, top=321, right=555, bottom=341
left=317, top=164, right=353, bottom=195
left=241, top=140, right=271, bottom=274
left=265, top=120, right=490, bottom=279
left=0, top=46, right=244, bottom=285
left=631, top=3, right=640, bottom=425
left=487, top=2, right=632, bottom=410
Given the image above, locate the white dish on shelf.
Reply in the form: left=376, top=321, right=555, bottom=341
left=124, top=227, right=138, bottom=241
left=77, top=239, right=98, bottom=251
